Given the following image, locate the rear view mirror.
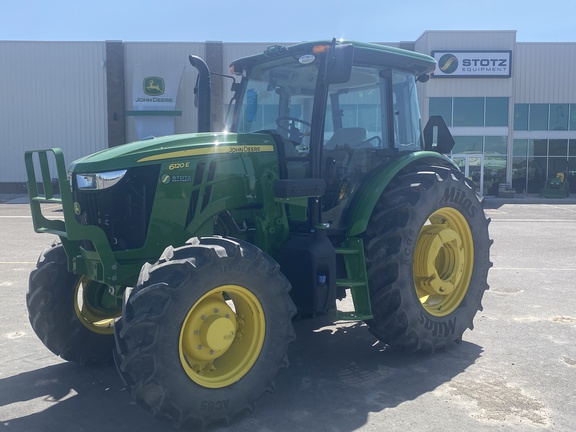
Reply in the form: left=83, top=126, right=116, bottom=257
left=326, top=44, right=354, bottom=84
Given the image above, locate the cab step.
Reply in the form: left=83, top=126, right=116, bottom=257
left=335, top=237, right=373, bottom=321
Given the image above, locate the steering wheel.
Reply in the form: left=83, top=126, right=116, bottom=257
left=363, top=135, right=382, bottom=147
left=276, top=117, right=312, bottom=143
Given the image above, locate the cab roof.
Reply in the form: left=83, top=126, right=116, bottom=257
left=230, top=40, right=437, bottom=76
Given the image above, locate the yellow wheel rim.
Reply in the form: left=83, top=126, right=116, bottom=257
left=73, top=277, right=121, bottom=335
left=179, top=285, right=265, bottom=388
left=413, top=207, right=474, bottom=317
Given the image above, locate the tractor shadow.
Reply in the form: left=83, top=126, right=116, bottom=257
left=0, top=317, right=481, bottom=432
left=243, top=316, right=482, bottom=431
left=0, top=361, right=172, bottom=432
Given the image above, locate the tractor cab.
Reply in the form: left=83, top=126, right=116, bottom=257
left=225, top=41, right=453, bottom=231
left=214, top=40, right=456, bottom=316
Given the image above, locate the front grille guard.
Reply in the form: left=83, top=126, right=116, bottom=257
left=24, top=149, right=125, bottom=285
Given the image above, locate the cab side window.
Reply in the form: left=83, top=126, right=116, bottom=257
left=324, top=66, right=388, bottom=150
left=392, top=70, right=422, bottom=151
left=322, top=65, right=389, bottom=223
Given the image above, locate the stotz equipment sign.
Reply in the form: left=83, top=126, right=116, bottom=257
left=432, top=51, right=512, bottom=78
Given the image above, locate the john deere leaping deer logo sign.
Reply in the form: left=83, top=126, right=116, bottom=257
left=143, top=76, right=165, bottom=96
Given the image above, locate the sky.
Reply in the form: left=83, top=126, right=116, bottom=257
left=1, top=0, right=575, bottom=43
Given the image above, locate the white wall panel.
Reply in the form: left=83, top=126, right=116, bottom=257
left=2, top=36, right=576, bottom=186
left=0, top=41, right=107, bottom=182
left=124, top=42, right=204, bottom=142
left=514, top=43, right=576, bottom=103
left=416, top=30, right=517, bottom=53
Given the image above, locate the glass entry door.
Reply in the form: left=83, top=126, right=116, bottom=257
left=452, top=154, right=484, bottom=195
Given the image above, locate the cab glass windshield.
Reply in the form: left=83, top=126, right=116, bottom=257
left=234, top=55, right=320, bottom=148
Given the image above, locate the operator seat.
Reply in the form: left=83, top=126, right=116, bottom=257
left=323, top=127, right=368, bottom=211
left=324, top=127, right=368, bottom=175
left=324, top=127, right=367, bottom=149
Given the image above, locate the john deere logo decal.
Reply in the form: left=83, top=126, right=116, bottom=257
left=438, top=54, right=458, bottom=74
left=144, top=77, right=165, bottom=96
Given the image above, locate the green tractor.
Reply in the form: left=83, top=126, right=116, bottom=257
left=540, top=158, right=571, bottom=198
left=25, top=40, right=492, bottom=428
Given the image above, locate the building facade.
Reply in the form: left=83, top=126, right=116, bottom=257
left=417, top=31, right=576, bottom=196
left=2, top=31, right=576, bottom=195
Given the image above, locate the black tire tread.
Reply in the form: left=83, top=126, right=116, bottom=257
left=27, top=242, right=115, bottom=366
left=114, top=236, right=296, bottom=428
left=364, top=166, right=492, bottom=353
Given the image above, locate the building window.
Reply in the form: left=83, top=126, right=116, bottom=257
left=453, top=97, right=484, bottom=126
left=569, top=139, right=576, bottom=156
left=485, top=97, right=509, bottom=127
left=429, top=97, right=452, bottom=126
left=513, top=138, right=528, bottom=157
left=453, top=136, right=483, bottom=153
left=452, top=135, right=508, bottom=195
left=430, top=97, right=509, bottom=127
left=529, top=139, right=548, bottom=157
left=528, top=158, right=547, bottom=193
left=548, top=158, right=569, bottom=179
left=512, top=157, right=528, bottom=193
left=513, top=138, right=576, bottom=194
left=549, top=139, right=568, bottom=156
left=485, top=135, right=507, bottom=155
left=485, top=156, right=507, bottom=195
left=515, top=103, right=576, bottom=131
left=529, top=104, right=549, bottom=131
left=512, top=139, right=529, bottom=193
left=550, top=104, right=569, bottom=131
left=514, top=104, right=529, bottom=131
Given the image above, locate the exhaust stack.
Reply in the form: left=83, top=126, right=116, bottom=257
left=188, top=55, right=211, bottom=133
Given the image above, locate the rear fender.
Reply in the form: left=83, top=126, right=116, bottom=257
left=346, top=151, right=458, bottom=237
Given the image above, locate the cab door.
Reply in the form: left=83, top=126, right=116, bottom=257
left=321, top=65, right=391, bottom=228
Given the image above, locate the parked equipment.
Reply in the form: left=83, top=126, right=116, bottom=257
left=541, top=159, right=571, bottom=198
left=24, top=39, right=492, bottom=428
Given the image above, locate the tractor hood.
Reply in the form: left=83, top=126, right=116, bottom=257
left=69, top=132, right=277, bottom=173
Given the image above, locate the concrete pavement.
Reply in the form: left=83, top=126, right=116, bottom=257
left=1, top=199, right=576, bottom=431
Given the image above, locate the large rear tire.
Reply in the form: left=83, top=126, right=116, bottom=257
left=27, top=242, right=120, bottom=365
left=364, top=166, right=492, bottom=352
left=114, top=237, right=296, bottom=428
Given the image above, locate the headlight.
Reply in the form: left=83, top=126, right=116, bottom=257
left=76, top=170, right=127, bottom=190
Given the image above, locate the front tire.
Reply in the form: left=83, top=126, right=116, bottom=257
left=114, top=237, right=296, bottom=428
left=27, top=242, right=120, bottom=365
left=364, top=166, right=492, bottom=352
